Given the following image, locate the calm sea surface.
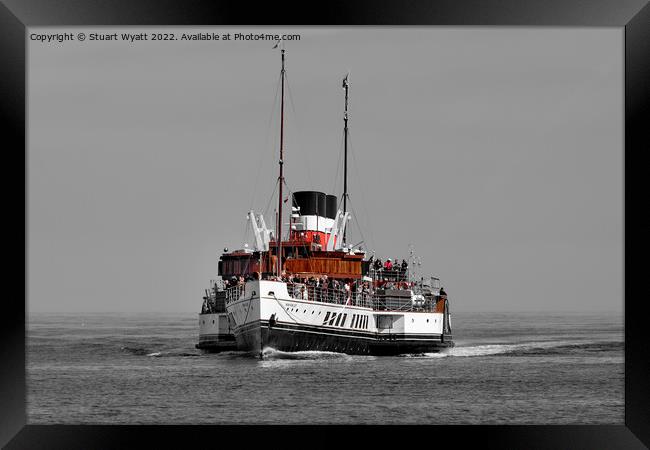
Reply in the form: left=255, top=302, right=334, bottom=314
left=27, top=312, right=623, bottom=424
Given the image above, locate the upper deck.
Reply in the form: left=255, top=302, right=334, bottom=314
left=222, top=279, right=446, bottom=314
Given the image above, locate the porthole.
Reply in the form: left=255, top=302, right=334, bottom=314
left=412, top=318, right=414, bottom=323
left=212, top=320, right=215, bottom=324
left=426, top=319, right=429, bottom=323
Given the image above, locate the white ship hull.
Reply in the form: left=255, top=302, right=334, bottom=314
left=196, top=312, right=237, bottom=352
left=225, top=280, right=453, bottom=356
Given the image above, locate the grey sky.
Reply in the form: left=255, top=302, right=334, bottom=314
left=27, top=27, right=623, bottom=313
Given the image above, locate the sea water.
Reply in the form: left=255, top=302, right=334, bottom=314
left=27, top=311, right=623, bottom=424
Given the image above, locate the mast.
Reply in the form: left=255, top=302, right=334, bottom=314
left=276, top=45, right=286, bottom=277
left=342, top=72, right=349, bottom=246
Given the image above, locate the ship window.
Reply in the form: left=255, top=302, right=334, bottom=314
left=212, top=320, right=215, bottom=324
left=351, top=315, right=356, bottom=328
left=340, top=314, right=347, bottom=327
left=329, top=313, right=337, bottom=325
left=335, top=314, right=342, bottom=327
left=322, top=312, right=331, bottom=324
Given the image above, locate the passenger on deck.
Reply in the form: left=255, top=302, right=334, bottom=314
left=384, top=258, right=393, bottom=271
left=374, top=258, right=383, bottom=271
left=401, top=259, right=408, bottom=271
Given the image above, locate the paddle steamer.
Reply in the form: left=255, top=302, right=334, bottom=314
left=197, top=43, right=454, bottom=356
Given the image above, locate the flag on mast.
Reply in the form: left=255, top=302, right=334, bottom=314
left=342, top=72, right=350, bottom=88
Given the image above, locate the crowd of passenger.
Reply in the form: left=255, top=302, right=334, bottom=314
left=368, top=256, right=409, bottom=279
left=223, top=272, right=371, bottom=305
left=220, top=255, right=416, bottom=305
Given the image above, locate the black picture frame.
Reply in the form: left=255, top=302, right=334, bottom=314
left=2, top=0, right=648, bottom=448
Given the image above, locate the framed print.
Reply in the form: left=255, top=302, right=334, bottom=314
left=2, top=0, right=648, bottom=448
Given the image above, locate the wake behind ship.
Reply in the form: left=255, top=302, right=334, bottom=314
left=197, top=41, right=453, bottom=356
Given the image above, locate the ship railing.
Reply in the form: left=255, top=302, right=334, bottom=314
left=372, top=296, right=435, bottom=312
left=287, top=283, right=374, bottom=308
left=224, top=284, right=245, bottom=304
left=368, top=267, right=409, bottom=282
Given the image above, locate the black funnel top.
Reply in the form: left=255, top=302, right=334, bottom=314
left=292, top=191, right=327, bottom=217
left=325, top=195, right=338, bottom=219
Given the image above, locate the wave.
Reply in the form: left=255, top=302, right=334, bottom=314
left=120, top=346, right=151, bottom=356
left=261, top=347, right=352, bottom=361
left=120, top=346, right=201, bottom=358
left=123, top=340, right=622, bottom=360
left=402, top=339, right=623, bottom=358
left=146, top=350, right=202, bottom=358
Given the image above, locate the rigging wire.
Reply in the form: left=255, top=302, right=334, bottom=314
left=262, top=178, right=280, bottom=219
left=346, top=196, right=368, bottom=254
left=346, top=129, right=377, bottom=255
left=281, top=178, right=295, bottom=241
left=248, top=73, right=282, bottom=213
left=284, top=73, right=314, bottom=191
left=331, top=131, right=345, bottom=198
left=240, top=212, right=252, bottom=250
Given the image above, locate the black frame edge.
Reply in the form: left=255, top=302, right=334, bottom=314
left=0, top=0, right=26, bottom=448
left=624, top=1, right=650, bottom=447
